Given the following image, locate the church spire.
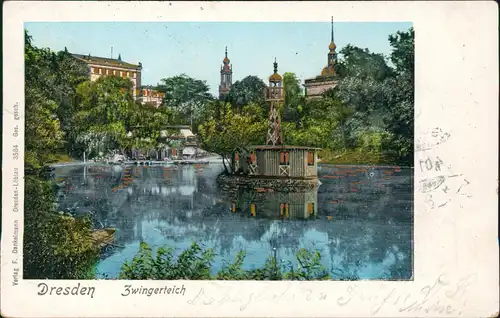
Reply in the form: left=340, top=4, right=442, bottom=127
left=331, top=16, right=334, bottom=43
left=329, top=16, right=336, bottom=52
left=321, top=17, right=338, bottom=77
left=223, top=46, right=230, bottom=64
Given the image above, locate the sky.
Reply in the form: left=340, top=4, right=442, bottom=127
left=25, top=22, right=412, bottom=96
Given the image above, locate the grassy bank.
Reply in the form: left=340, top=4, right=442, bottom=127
left=52, top=153, right=76, bottom=164
left=318, top=149, right=402, bottom=166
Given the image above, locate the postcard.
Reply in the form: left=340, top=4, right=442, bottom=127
left=2, top=1, right=498, bottom=317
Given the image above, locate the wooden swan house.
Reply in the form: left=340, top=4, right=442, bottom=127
left=219, top=58, right=321, bottom=191
left=231, top=145, right=320, bottom=179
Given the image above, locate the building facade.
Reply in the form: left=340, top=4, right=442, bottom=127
left=72, top=51, right=165, bottom=106
left=136, top=86, right=165, bottom=107
left=219, top=47, right=233, bottom=99
left=72, top=53, right=143, bottom=98
left=303, top=18, right=340, bottom=99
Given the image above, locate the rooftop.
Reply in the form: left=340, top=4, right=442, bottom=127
left=71, top=53, right=141, bottom=69
left=304, top=74, right=339, bottom=83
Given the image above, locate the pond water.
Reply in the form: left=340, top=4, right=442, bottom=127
left=54, top=163, right=413, bottom=280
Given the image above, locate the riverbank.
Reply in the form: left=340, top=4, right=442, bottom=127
left=318, top=149, right=406, bottom=166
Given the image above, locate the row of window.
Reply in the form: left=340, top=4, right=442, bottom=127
left=279, top=151, right=315, bottom=166
left=92, top=67, right=137, bottom=78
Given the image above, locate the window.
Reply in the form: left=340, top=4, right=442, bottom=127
left=279, top=151, right=290, bottom=165
left=307, top=203, right=315, bottom=216
left=250, top=151, right=256, bottom=164
left=113, top=70, right=116, bottom=75
left=133, top=72, right=136, bottom=78
left=98, top=68, right=102, bottom=75
left=127, top=71, right=130, bottom=77
left=307, top=151, right=315, bottom=166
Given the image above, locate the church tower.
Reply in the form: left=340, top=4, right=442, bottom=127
left=303, top=17, right=340, bottom=99
left=219, top=46, right=232, bottom=99
left=321, top=17, right=337, bottom=76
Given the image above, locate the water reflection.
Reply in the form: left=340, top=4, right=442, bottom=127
left=54, top=164, right=413, bottom=280
left=228, top=186, right=319, bottom=220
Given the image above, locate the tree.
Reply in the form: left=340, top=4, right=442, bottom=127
left=226, top=75, right=267, bottom=111
left=126, top=103, right=172, bottom=151
left=336, top=45, right=393, bottom=81
left=24, top=31, right=99, bottom=279
left=198, top=103, right=266, bottom=174
left=381, top=28, right=414, bottom=164
left=283, top=72, right=307, bottom=128
left=25, top=31, right=90, bottom=158
left=156, top=74, right=213, bottom=130
left=71, top=76, right=136, bottom=158
left=24, top=31, right=67, bottom=170
left=24, top=175, right=99, bottom=279
left=52, top=50, right=91, bottom=140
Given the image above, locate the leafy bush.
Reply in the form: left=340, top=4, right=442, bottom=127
left=120, top=242, right=214, bottom=280
left=24, top=175, right=99, bottom=279
left=120, top=242, right=333, bottom=281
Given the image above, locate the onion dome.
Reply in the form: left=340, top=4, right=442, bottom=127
left=329, top=41, right=336, bottom=51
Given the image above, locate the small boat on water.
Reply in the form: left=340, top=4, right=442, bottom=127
left=172, top=147, right=211, bottom=165
left=172, top=159, right=209, bottom=165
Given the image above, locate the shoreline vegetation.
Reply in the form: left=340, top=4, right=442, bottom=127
left=51, top=148, right=406, bottom=167
left=24, top=26, right=414, bottom=280
left=117, top=242, right=357, bottom=281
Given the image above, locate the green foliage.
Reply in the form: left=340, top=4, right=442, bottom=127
left=198, top=103, right=267, bottom=173
left=226, top=75, right=267, bottom=111
left=284, top=249, right=331, bottom=280
left=381, top=28, right=414, bottom=164
left=24, top=31, right=100, bottom=279
left=298, top=27, right=414, bottom=165
left=336, top=44, right=393, bottom=81
left=282, top=72, right=307, bottom=128
left=120, top=243, right=332, bottom=281
left=23, top=175, right=99, bottom=279
left=25, top=31, right=91, bottom=160
left=156, top=74, right=213, bottom=130
left=120, top=242, right=214, bottom=280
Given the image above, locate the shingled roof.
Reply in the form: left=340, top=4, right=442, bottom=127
left=71, top=53, right=141, bottom=69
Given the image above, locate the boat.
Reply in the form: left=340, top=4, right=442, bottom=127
left=172, top=159, right=209, bottom=165
left=172, top=146, right=210, bottom=165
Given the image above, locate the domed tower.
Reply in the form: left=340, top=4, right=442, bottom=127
left=219, top=46, right=233, bottom=99
left=265, top=58, right=284, bottom=145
